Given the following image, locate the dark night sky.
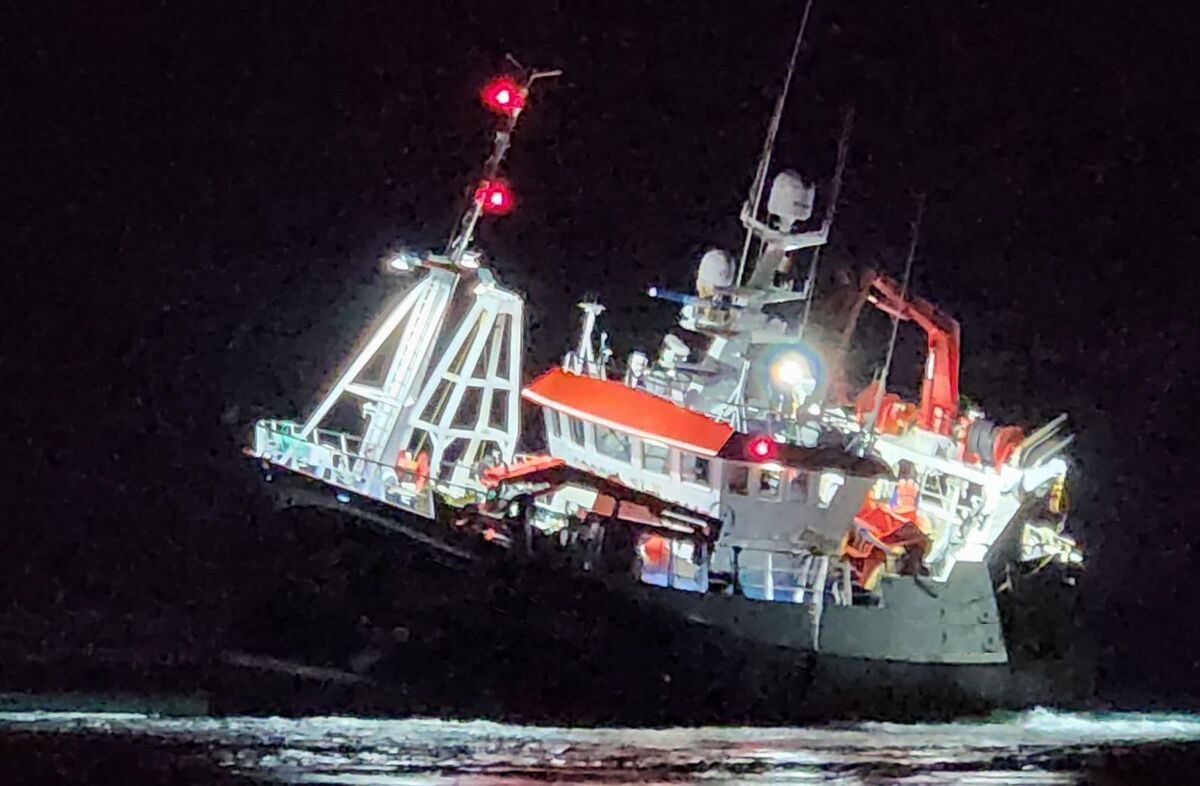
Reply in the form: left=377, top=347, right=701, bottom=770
left=5, top=1, right=1200, bottom=703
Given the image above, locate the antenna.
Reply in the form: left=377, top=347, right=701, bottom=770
left=798, top=106, right=855, bottom=338
left=861, top=195, right=925, bottom=453
left=734, top=0, right=819, bottom=288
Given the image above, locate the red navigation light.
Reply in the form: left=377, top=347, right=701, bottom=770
left=747, top=435, right=776, bottom=461
left=474, top=179, right=514, bottom=214
left=481, top=77, right=525, bottom=115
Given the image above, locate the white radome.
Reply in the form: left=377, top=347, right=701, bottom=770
left=767, top=169, right=815, bottom=226
left=696, top=248, right=734, bottom=297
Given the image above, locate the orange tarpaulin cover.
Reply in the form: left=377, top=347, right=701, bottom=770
left=523, top=368, right=734, bottom=457
left=480, top=454, right=565, bottom=488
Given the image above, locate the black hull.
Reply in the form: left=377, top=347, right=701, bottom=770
left=4, top=472, right=1088, bottom=724
left=181, top=471, right=1092, bottom=724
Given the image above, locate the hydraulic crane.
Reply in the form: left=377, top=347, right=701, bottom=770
left=863, top=272, right=961, bottom=436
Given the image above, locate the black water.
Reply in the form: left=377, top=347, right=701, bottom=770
left=4, top=709, right=1200, bottom=784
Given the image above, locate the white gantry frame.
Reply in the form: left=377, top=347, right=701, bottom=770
left=254, top=261, right=524, bottom=516
left=301, top=267, right=457, bottom=458
left=397, top=269, right=524, bottom=495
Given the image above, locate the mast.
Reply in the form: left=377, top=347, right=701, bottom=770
left=798, top=106, right=855, bottom=337
left=734, top=0, right=819, bottom=288
left=286, top=64, right=560, bottom=511
left=445, top=63, right=562, bottom=264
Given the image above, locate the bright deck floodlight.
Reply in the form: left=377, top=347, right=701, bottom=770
left=771, top=354, right=812, bottom=390
left=386, top=251, right=421, bottom=273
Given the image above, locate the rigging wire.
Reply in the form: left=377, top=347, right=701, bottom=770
left=734, top=0, right=819, bottom=288
left=861, top=194, right=925, bottom=455
left=798, top=106, right=856, bottom=338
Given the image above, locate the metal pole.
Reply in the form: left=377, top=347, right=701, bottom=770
left=446, top=66, right=561, bottom=262
left=734, top=0, right=819, bottom=287
left=798, top=106, right=855, bottom=338
left=448, top=202, right=484, bottom=265
left=863, top=195, right=925, bottom=452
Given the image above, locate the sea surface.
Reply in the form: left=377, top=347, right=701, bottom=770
left=4, top=708, right=1200, bottom=784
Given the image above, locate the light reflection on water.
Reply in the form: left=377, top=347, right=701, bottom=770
left=4, top=707, right=1200, bottom=784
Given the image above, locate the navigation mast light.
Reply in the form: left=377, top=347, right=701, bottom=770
left=748, top=435, right=776, bottom=461
left=481, top=77, right=526, bottom=115
left=474, top=180, right=514, bottom=214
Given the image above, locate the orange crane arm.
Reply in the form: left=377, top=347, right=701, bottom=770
left=866, top=273, right=961, bottom=435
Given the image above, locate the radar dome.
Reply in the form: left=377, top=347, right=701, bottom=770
left=767, top=170, right=815, bottom=227
left=696, top=248, right=734, bottom=297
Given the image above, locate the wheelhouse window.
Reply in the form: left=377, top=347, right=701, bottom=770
left=817, top=470, right=846, bottom=509
left=569, top=417, right=587, bottom=447
left=758, top=468, right=781, bottom=499
left=595, top=424, right=632, bottom=463
left=642, top=440, right=671, bottom=475
left=727, top=464, right=750, bottom=496
left=636, top=533, right=709, bottom=593
left=682, top=454, right=710, bottom=487
left=789, top=470, right=811, bottom=503
left=544, top=408, right=561, bottom=438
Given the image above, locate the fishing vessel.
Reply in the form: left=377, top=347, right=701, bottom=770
left=242, top=48, right=1089, bottom=721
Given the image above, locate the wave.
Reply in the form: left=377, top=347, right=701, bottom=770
left=3, top=707, right=1200, bottom=784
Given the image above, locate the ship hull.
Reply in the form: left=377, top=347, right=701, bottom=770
left=196, top=468, right=1099, bottom=724
left=206, top=471, right=1093, bottom=724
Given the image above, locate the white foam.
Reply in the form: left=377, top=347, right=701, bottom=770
left=2, top=707, right=1197, bottom=785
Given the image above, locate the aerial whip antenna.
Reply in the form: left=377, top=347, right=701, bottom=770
left=734, top=0, right=819, bottom=288
left=798, top=106, right=855, bottom=337
left=859, top=194, right=925, bottom=454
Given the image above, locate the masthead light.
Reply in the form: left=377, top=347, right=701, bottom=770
left=474, top=179, right=514, bottom=215
left=481, top=77, right=526, bottom=116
